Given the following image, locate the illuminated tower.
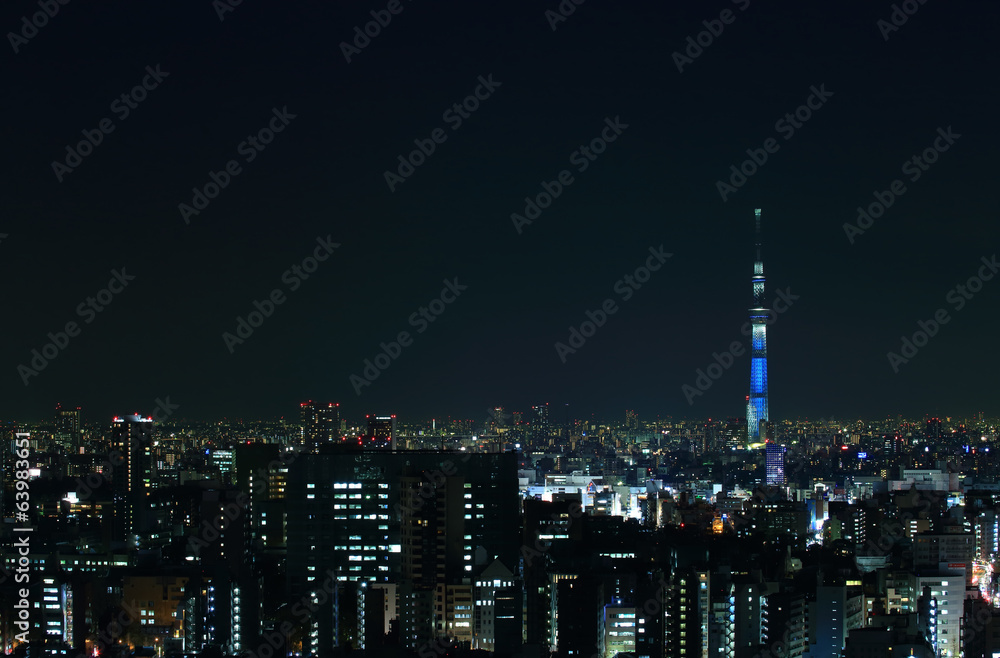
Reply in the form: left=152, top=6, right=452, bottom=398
left=747, top=208, right=769, bottom=443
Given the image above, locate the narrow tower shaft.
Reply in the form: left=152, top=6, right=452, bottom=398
left=748, top=208, right=769, bottom=443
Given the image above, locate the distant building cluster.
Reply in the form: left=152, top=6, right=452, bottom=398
left=1, top=405, right=1000, bottom=658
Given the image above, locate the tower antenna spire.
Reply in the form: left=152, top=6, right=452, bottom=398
left=755, top=207, right=762, bottom=264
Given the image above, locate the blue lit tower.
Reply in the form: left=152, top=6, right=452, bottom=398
left=747, top=208, right=769, bottom=443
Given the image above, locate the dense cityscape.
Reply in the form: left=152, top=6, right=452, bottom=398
left=3, top=207, right=998, bottom=658
left=3, top=404, right=1000, bottom=658
left=5, top=1, right=997, bottom=658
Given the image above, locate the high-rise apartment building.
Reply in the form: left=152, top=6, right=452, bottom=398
left=473, top=560, right=520, bottom=653
left=976, top=511, right=999, bottom=563
left=664, top=567, right=710, bottom=657
left=367, top=415, right=396, bottom=450
left=286, top=450, right=519, bottom=653
left=913, top=568, right=964, bottom=657
left=531, top=403, right=550, bottom=445
left=234, top=443, right=289, bottom=548
left=111, top=414, right=152, bottom=547
left=809, top=582, right=864, bottom=658
left=54, top=403, right=81, bottom=446
left=300, top=401, right=340, bottom=449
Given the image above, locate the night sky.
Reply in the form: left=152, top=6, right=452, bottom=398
left=3, top=0, right=998, bottom=423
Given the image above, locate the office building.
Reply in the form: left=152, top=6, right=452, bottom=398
left=286, top=450, right=519, bottom=654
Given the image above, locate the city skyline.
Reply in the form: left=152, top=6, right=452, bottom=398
left=6, top=400, right=996, bottom=432
left=3, top=2, right=1000, bottom=657
left=3, top=393, right=998, bottom=657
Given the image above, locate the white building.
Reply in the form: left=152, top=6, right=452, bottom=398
left=914, top=567, right=965, bottom=657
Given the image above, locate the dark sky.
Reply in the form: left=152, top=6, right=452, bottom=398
left=3, top=0, right=998, bottom=424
